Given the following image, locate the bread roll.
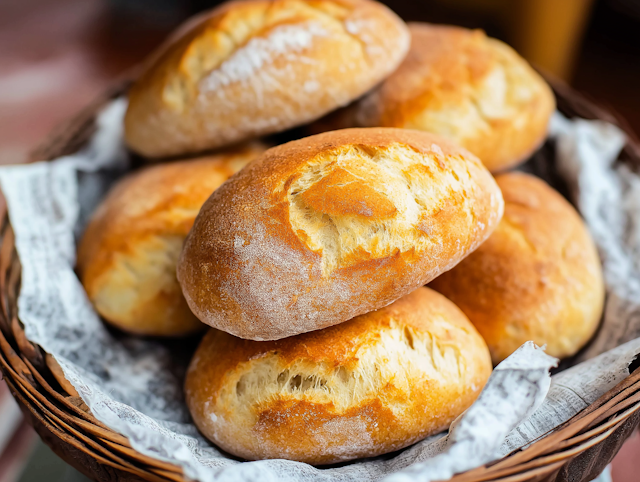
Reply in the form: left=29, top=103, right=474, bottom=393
left=124, top=0, right=410, bottom=158
left=330, top=23, right=555, bottom=172
left=430, top=172, right=604, bottom=364
left=177, top=128, right=503, bottom=340
left=77, top=144, right=264, bottom=336
left=185, top=287, right=492, bottom=464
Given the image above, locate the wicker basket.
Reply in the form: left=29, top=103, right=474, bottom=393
left=2, top=79, right=640, bottom=482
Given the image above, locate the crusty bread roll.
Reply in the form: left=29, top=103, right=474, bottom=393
left=326, top=23, right=555, bottom=172
left=431, top=172, right=604, bottom=364
left=185, top=287, right=492, bottom=464
left=124, top=0, right=410, bottom=158
left=177, top=128, right=504, bottom=340
left=77, top=144, right=264, bottom=336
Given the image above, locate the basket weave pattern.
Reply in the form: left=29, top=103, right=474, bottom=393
left=1, top=81, right=640, bottom=482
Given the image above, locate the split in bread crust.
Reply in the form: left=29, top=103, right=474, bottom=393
left=185, top=287, right=492, bottom=464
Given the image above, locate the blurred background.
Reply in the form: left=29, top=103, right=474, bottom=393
left=1, top=0, right=640, bottom=480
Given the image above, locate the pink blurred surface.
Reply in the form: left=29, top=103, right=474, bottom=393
left=0, top=0, right=639, bottom=480
left=0, top=0, right=166, bottom=165
left=0, top=0, right=109, bottom=165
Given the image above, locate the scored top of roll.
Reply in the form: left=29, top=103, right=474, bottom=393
left=124, top=0, right=410, bottom=158
left=337, top=23, right=556, bottom=172
left=177, top=128, right=504, bottom=341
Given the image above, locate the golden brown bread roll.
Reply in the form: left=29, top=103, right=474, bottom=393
left=124, top=0, right=410, bottom=158
left=430, top=172, right=604, bottom=364
left=185, top=287, right=492, bottom=464
left=77, top=144, right=265, bottom=336
left=177, top=128, right=504, bottom=340
left=324, top=23, right=555, bottom=172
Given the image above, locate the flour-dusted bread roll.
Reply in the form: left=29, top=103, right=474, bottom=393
left=124, top=0, right=410, bottom=158
left=335, top=23, right=555, bottom=172
left=431, top=172, right=604, bottom=364
left=177, top=128, right=504, bottom=340
left=185, top=287, right=492, bottom=464
left=77, top=144, right=265, bottom=336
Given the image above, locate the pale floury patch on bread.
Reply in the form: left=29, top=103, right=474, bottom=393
left=124, top=0, right=410, bottom=158
left=77, top=143, right=265, bottom=336
left=177, top=128, right=504, bottom=340
left=431, top=172, right=604, bottom=364
left=321, top=23, right=555, bottom=172
left=185, top=287, right=492, bottom=464
left=89, top=235, right=188, bottom=334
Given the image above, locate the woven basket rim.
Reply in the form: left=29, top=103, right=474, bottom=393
left=2, top=77, right=640, bottom=482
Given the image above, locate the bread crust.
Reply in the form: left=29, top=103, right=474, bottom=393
left=185, top=287, right=492, bottom=464
left=77, top=144, right=264, bottom=336
left=332, top=23, right=555, bottom=172
left=431, top=172, right=604, bottom=364
left=124, top=0, right=410, bottom=158
left=177, top=128, right=504, bottom=340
